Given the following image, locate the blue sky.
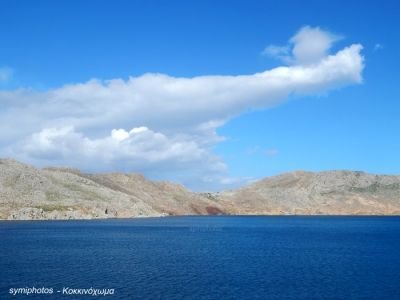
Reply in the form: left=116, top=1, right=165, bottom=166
left=0, top=0, right=399, bottom=191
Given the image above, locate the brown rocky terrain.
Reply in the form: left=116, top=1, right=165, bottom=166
left=218, top=170, right=400, bottom=215
left=1, top=159, right=399, bottom=220
left=0, top=159, right=225, bottom=220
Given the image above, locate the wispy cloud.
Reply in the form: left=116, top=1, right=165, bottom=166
left=374, top=43, right=384, bottom=52
left=261, top=45, right=291, bottom=63
left=247, top=146, right=279, bottom=157
left=0, top=67, right=13, bottom=82
left=265, top=148, right=279, bottom=156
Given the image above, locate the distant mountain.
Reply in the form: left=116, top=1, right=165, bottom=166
left=218, top=170, right=400, bottom=215
left=1, top=159, right=399, bottom=220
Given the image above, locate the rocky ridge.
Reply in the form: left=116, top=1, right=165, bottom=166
left=219, top=170, right=400, bottom=215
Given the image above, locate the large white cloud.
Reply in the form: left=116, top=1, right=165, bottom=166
left=0, top=26, right=365, bottom=190
left=12, top=126, right=226, bottom=175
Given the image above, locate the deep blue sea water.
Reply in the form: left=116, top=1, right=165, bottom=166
left=1, top=216, right=400, bottom=299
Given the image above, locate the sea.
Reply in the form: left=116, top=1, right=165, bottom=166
left=1, top=216, right=400, bottom=299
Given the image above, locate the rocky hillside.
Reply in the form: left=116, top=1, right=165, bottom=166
left=0, top=159, right=225, bottom=220
left=1, top=159, right=399, bottom=220
left=218, top=170, right=400, bottom=215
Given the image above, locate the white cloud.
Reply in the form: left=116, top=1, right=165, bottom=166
left=0, top=26, right=364, bottom=190
left=0, top=67, right=13, bottom=82
left=290, top=26, right=342, bottom=65
left=263, top=26, right=342, bottom=65
left=11, top=126, right=226, bottom=176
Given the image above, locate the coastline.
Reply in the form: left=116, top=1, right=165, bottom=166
left=2, top=213, right=400, bottom=222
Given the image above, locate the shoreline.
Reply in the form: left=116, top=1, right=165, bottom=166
left=1, top=214, right=400, bottom=222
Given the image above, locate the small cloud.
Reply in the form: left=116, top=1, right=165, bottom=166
left=290, top=26, right=342, bottom=65
left=246, top=145, right=261, bottom=155
left=374, top=43, right=384, bottom=52
left=198, top=175, right=255, bottom=191
left=261, top=45, right=292, bottom=63
left=0, top=67, right=13, bottom=82
left=247, top=146, right=279, bottom=157
left=218, top=176, right=256, bottom=189
left=265, top=148, right=279, bottom=156
left=262, top=26, right=342, bottom=65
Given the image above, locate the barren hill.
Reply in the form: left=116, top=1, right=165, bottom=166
left=218, top=170, right=400, bottom=215
left=0, top=159, right=224, bottom=220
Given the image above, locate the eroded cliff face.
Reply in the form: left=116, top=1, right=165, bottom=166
left=1, top=159, right=399, bottom=220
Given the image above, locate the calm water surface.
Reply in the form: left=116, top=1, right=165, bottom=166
left=1, top=216, right=400, bottom=299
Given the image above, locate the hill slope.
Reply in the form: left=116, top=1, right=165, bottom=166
left=218, top=170, right=400, bottom=215
left=0, top=159, right=224, bottom=220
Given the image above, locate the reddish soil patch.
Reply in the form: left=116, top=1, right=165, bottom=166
left=205, top=206, right=224, bottom=215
